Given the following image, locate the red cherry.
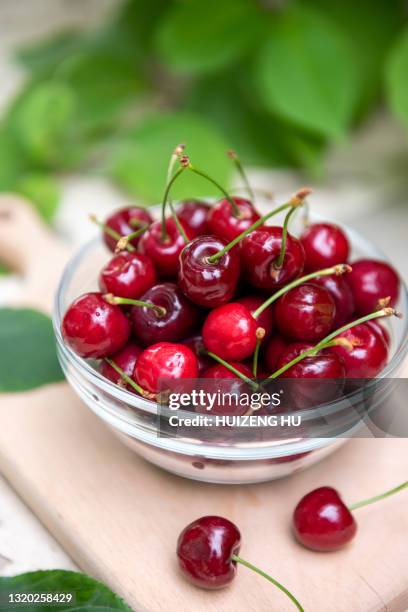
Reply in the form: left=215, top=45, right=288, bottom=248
left=131, top=283, right=199, bottom=346
left=300, top=223, right=349, bottom=271
left=207, top=197, right=260, bottom=242
left=138, top=218, right=192, bottom=279
left=103, top=206, right=152, bottom=251
left=176, top=200, right=210, bottom=236
left=236, top=295, right=274, bottom=338
left=178, top=235, right=241, bottom=307
left=177, top=515, right=241, bottom=589
left=275, top=284, right=336, bottom=342
left=312, top=274, right=354, bottom=328
left=62, top=292, right=130, bottom=358
left=203, top=303, right=261, bottom=361
left=199, top=361, right=252, bottom=416
left=100, top=342, right=142, bottom=389
left=182, top=335, right=212, bottom=375
left=203, top=361, right=253, bottom=380
left=347, top=259, right=400, bottom=315
left=293, top=487, right=357, bottom=551
left=264, top=335, right=289, bottom=372
left=366, top=319, right=390, bottom=347
left=240, top=226, right=305, bottom=290
left=98, top=252, right=156, bottom=299
left=134, top=342, right=198, bottom=393
left=327, top=322, right=388, bottom=377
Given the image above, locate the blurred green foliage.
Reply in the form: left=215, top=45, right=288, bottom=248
left=1, top=0, right=408, bottom=220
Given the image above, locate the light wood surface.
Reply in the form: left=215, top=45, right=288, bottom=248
left=0, top=196, right=407, bottom=612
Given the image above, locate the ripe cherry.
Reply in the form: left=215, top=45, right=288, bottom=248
left=103, top=206, right=152, bottom=251
left=207, top=196, right=260, bottom=243
left=134, top=342, right=198, bottom=393
left=366, top=319, right=390, bottom=347
left=240, top=226, right=305, bottom=290
left=275, top=284, right=336, bottom=342
left=100, top=342, right=142, bottom=389
left=264, top=335, right=289, bottom=372
left=62, top=292, right=130, bottom=358
left=131, top=283, right=199, bottom=346
left=293, top=487, right=357, bottom=552
left=203, top=361, right=253, bottom=380
left=182, top=335, right=212, bottom=375
left=327, top=321, right=388, bottom=377
left=347, top=259, right=400, bottom=315
left=199, top=361, right=253, bottom=416
left=237, top=295, right=274, bottom=339
left=178, top=235, right=240, bottom=307
left=203, top=303, right=263, bottom=361
left=138, top=218, right=192, bottom=279
left=312, top=274, right=354, bottom=328
left=176, top=200, right=210, bottom=236
left=300, top=223, right=349, bottom=271
left=98, top=252, right=156, bottom=299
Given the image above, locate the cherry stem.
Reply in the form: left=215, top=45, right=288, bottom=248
left=231, top=555, right=304, bottom=612
left=161, top=165, right=187, bottom=241
left=89, top=215, right=135, bottom=253
left=267, top=306, right=400, bottom=379
left=252, top=339, right=261, bottom=377
left=168, top=199, right=189, bottom=244
left=228, top=150, right=254, bottom=201
left=103, top=294, right=166, bottom=318
left=253, top=263, right=351, bottom=319
left=348, top=480, right=408, bottom=511
left=274, top=205, right=297, bottom=270
left=207, top=352, right=258, bottom=390
left=115, top=224, right=149, bottom=252
left=185, top=161, right=239, bottom=215
left=104, top=358, right=145, bottom=396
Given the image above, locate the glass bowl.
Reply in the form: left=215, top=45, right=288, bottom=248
left=53, top=210, right=408, bottom=484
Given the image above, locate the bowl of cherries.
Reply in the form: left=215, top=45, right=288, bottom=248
left=54, top=152, right=408, bottom=484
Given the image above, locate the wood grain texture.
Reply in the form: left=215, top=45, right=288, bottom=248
left=0, top=196, right=407, bottom=612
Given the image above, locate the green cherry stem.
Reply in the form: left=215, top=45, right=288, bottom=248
left=267, top=306, right=401, bottom=379
left=115, top=224, right=149, bottom=252
left=103, top=293, right=166, bottom=318
left=274, top=204, right=298, bottom=270
left=161, top=165, right=187, bottom=241
left=253, top=263, right=351, bottom=319
left=207, top=352, right=258, bottom=389
left=252, top=339, right=261, bottom=377
left=228, top=149, right=254, bottom=201
left=183, top=156, right=239, bottom=215
left=168, top=199, right=189, bottom=244
left=89, top=214, right=135, bottom=252
left=104, top=358, right=146, bottom=396
left=348, top=480, right=408, bottom=511
left=231, top=555, right=304, bottom=612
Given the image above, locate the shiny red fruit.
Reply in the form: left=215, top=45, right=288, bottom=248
left=207, top=197, right=260, bottom=242
left=200, top=361, right=252, bottom=416
left=328, top=322, right=388, bottom=377
left=98, top=252, right=156, bottom=299
left=177, top=516, right=241, bottom=589
left=134, top=342, right=198, bottom=393
left=293, top=487, right=357, bottom=551
left=240, top=226, right=305, bottom=290
left=275, top=284, right=336, bottom=342
left=312, top=274, right=355, bottom=328
left=202, top=361, right=253, bottom=380
left=100, top=342, right=142, bottom=389
left=131, top=283, right=199, bottom=346
left=182, top=335, right=212, bottom=375
left=264, top=335, right=289, bottom=372
left=366, top=319, right=390, bottom=347
left=62, top=292, right=130, bottom=358
left=347, top=259, right=400, bottom=315
left=103, top=206, right=152, bottom=251
left=237, top=295, right=274, bottom=338
left=138, top=218, right=192, bottom=279
left=300, top=223, right=349, bottom=271
left=178, top=235, right=240, bottom=307
left=202, top=303, right=259, bottom=361
left=176, top=200, right=210, bottom=236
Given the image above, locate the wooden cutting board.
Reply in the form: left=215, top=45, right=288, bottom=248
left=0, top=195, right=407, bottom=612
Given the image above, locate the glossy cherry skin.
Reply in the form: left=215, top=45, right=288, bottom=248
left=264, top=335, right=289, bottom=372
left=203, top=361, right=253, bottom=380
left=275, top=284, right=336, bottom=342
left=176, top=200, right=210, bottom=237
left=138, top=218, right=192, bottom=279
left=100, top=342, right=142, bottom=390
left=366, top=319, right=390, bottom=347
left=199, top=361, right=253, bottom=416
left=347, top=259, right=400, bottom=315
left=134, top=342, right=198, bottom=394
left=207, top=196, right=260, bottom=243
left=202, top=303, right=259, bottom=361
left=293, top=487, right=357, bottom=551
left=104, top=206, right=152, bottom=251
left=182, top=335, right=212, bottom=375
left=240, top=226, right=305, bottom=290
left=300, top=223, right=349, bottom=271
left=312, top=274, right=354, bottom=328
left=177, top=516, right=241, bottom=589
left=327, top=322, right=388, bottom=377
left=178, top=235, right=240, bottom=307
left=62, top=292, right=130, bottom=358
left=98, top=252, right=156, bottom=299
left=236, top=295, right=274, bottom=339
left=131, top=283, right=199, bottom=346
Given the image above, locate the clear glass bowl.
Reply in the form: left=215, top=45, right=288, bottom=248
left=53, top=211, right=408, bottom=484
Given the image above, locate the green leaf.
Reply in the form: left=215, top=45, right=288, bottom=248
left=0, top=129, right=27, bottom=190
left=255, top=5, right=357, bottom=138
left=155, top=0, right=265, bottom=74
left=386, top=28, right=408, bottom=131
left=16, top=173, right=59, bottom=223
left=16, top=31, right=84, bottom=77
left=10, top=82, right=76, bottom=166
left=110, top=111, right=232, bottom=202
left=0, top=570, right=132, bottom=611
left=0, top=309, right=63, bottom=391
